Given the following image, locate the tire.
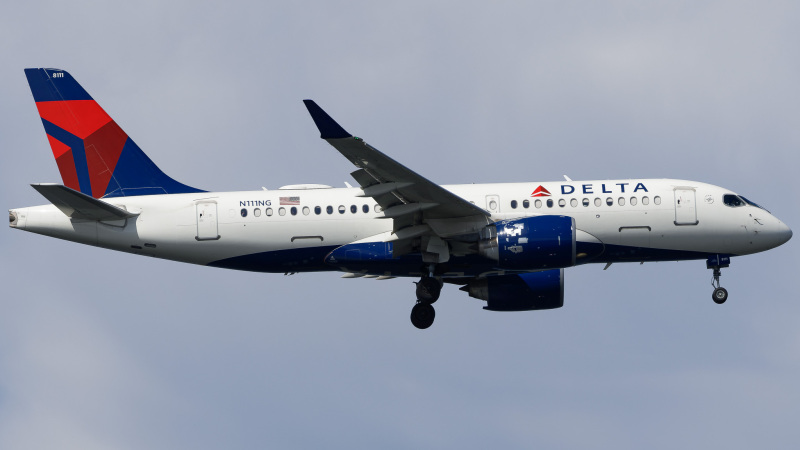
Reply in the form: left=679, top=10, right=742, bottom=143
left=410, top=303, right=435, bottom=329
left=712, top=287, right=728, bottom=304
left=415, top=277, right=441, bottom=304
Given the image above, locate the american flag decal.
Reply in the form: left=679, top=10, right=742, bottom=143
left=280, top=196, right=300, bottom=205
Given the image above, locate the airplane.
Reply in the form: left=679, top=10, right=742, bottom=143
left=9, top=68, right=793, bottom=329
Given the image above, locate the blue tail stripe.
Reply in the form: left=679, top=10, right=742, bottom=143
left=41, top=119, right=92, bottom=195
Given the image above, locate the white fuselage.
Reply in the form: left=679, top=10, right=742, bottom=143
left=9, top=178, right=792, bottom=277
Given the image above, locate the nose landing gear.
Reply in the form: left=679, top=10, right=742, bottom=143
left=707, top=255, right=731, bottom=304
left=410, top=275, right=442, bottom=329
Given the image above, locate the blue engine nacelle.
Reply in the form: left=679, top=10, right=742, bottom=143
left=461, top=269, right=564, bottom=311
left=478, top=215, right=576, bottom=270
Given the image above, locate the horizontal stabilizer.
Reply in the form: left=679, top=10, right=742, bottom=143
left=31, top=183, right=138, bottom=221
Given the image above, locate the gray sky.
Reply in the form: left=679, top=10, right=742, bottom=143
left=2, top=1, right=799, bottom=448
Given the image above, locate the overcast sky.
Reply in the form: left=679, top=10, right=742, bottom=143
left=2, top=1, right=799, bottom=449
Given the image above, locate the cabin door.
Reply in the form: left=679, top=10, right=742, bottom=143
left=196, top=201, right=220, bottom=240
left=674, top=189, right=698, bottom=225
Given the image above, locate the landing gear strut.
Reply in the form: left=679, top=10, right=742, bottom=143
left=410, top=275, right=442, bottom=329
left=707, top=255, right=731, bottom=305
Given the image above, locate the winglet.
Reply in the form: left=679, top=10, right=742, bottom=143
left=303, top=100, right=352, bottom=139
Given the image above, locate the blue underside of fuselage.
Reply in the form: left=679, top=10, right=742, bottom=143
left=207, top=244, right=729, bottom=276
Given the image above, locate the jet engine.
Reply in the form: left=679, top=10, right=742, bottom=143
left=478, top=215, right=576, bottom=270
left=461, top=269, right=564, bottom=311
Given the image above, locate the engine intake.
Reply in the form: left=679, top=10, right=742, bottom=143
left=479, top=215, right=576, bottom=270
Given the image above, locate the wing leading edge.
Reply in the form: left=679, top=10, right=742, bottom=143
left=303, top=100, right=491, bottom=242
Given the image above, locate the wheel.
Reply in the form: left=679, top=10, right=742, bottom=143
left=415, top=277, right=441, bottom=304
left=410, top=303, right=435, bottom=329
left=712, top=287, right=728, bottom=304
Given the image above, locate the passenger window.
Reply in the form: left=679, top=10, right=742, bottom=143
left=606, top=197, right=613, bottom=206
left=630, top=197, right=637, bottom=206
left=279, top=207, right=286, bottom=216
left=302, top=206, right=310, bottom=215
left=618, top=197, right=625, bottom=206
left=338, top=205, right=346, bottom=214
left=240, top=208, right=248, bottom=218
left=546, top=199, right=554, bottom=208
left=489, top=200, right=498, bottom=210
left=326, top=205, right=333, bottom=214
left=558, top=199, right=566, bottom=207
left=570, top=198, right=578, bottom=207
left=535, top=199, right=542, bottom=208
left=266, top=208, right=273, bottom=216
left=374, top=204, right=382, bottom=213
left=723, top=194, right=744, bottom=207
left=362, top=204, right=369, bottom=213
left=314, top=206, right=321, bottom=215
left=594, top=198, right=601, bottom=207
left=254, top=208, right=261, bottom=217
left=642, top=196, right=650, bottom=205
left=582, top=198, right=590, bottom=207
left=350, top=205, right=357, bottom=214
left=654, top=196, right=661, bottom=205
left=290, top=207, right=297, bottom=216
left=523, top=199, right=530, bottom=209
left=511, top=200, right=518, bottom=209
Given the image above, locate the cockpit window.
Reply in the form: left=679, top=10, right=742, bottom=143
left=739, top=195, right=769, bottom=212
left=723, top=194, right=744, bottom=207
left=723, top=194, right=769, bottom=212
left=739, top=196, right=769, bottom=212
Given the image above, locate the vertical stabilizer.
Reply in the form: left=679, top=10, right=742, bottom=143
left=24, top=68, right=204, bottom=198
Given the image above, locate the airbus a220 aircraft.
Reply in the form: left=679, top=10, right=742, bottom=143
left=10, top=68, right=793, bottom=329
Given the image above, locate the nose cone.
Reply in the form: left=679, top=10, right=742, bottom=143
left=760, top=217, right=793, bottom=251
left=777, top=220, right=792, bottom=246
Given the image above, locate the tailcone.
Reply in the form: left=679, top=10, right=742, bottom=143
left=8, top=210, right=23, bottom=229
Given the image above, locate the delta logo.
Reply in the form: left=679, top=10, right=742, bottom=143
left=531, top=186, right=551, bottom=197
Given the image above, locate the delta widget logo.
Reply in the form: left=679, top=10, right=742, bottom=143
left=531, top=186, right=551, bottom=197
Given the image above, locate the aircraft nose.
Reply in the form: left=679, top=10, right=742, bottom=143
left=777, top=221, right=792, bottom=245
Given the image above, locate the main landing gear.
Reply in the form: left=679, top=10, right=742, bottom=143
left=707, top=255, right=731, bottom=304
left=410, top=276, right=441, bottom=329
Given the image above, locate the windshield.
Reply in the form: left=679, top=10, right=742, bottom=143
left=723, top=194, right=744, bottom=207
left=739, top=196, right=769, bottom=212
left=724, top=194, right=769, bottom=212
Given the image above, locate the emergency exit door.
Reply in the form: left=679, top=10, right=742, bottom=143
left=486, top=195, right=500, bottom=214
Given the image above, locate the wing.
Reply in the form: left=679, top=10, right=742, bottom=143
left=303, top=100, right=491, bottom=254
